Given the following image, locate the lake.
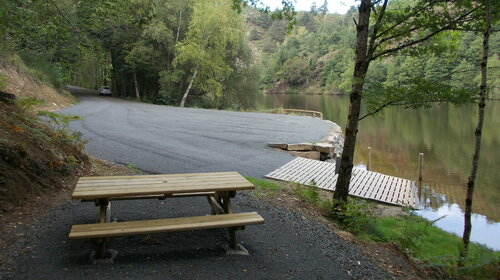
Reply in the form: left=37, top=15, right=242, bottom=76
left=256, top=94, right=500, bottom=250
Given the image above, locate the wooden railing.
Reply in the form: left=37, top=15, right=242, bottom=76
left=282, top=109, right=323, bottom=119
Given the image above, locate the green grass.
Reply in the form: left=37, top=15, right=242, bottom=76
left=245, top=177, right=499, bottom=279
left=245, top=176, right=282, bottom=198
left=127, top=164, right=141, bottom=173
left=370, top=215, right=500, bottom=278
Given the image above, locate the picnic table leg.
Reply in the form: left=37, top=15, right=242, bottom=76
left=96, top=198, right=110, bottom=258
left=221, top=191, right=239, bottom=249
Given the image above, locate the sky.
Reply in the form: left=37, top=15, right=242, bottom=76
left=259, top=0, right=358, bottom=14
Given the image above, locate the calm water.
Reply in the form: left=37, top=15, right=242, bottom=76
left=257, top=94, right=500, bottom=250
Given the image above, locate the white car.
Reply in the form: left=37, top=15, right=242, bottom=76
left=98, top=86, right=112, bottom=96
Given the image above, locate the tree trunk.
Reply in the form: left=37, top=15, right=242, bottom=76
left=333, top=0, right=372, bottom=203
left=460, top=0, right=491, bottom=265
left=180, top=65, right=198, bottom=107
left=176, top=8, right=182, bottom=44
left=133, top=70, right=140, bottom=101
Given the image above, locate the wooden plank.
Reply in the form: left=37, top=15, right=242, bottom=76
left=76, top=177, right=245, bottom=188
left=69, top=212, right=265, bottom=239
left=81, top=191, right=217, bottom=202
left=74, top=181, right=253, bottom=194
left=352, top=170, right=371, bottom=197
left=370, top=173, right=386, bottom=200
left=361, top=172, right=379, bottom=199
left=207, top=196, right=224, bottom=214
left=297, top=160, right=322, bottom=185
left=402, top=179, right=412, bottom=206
left=349, top=169, right=367, bottom=196
left=315, top=164, right=335, bottom=189
left=75, top=177, right=250, bottom=190
left=385, top=176, right=399, bottom=204
left=77, top=173, right=247, bottom=184
left=394, top=177, right=405, bottom=205
left=78, top=171, right=239, bottom=181
left=291, top=158, right=316, bottom=184
left=380, top=175, right=396, bottom=202
left=72, top=182, right=254, bottom=200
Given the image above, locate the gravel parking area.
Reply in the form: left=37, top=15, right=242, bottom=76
left=0, top=191, right=395, bottom=279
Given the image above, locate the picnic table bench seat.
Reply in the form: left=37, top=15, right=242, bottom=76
left=69, top=212, right=264, bottom=239
left=69, top=171, right=264, bottom=259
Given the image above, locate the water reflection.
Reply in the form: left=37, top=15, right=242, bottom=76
left=416, top=183, right=500, bottom=250
left=415, top=203, right=500, bottom=251
left=257, top=94, right=499, bottom=249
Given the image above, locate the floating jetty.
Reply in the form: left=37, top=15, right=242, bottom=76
left=266, top=157, right=419, bottom=208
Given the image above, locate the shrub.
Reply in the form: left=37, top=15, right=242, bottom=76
left=281, top=57, right=311, bottom=86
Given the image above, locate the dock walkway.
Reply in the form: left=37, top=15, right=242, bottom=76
left=265, top=157, right=419, bottom=208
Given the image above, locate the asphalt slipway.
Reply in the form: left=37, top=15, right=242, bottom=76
left=62, top=87, right=336, bottom=178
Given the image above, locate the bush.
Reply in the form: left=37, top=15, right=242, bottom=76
left=249, top=28, right=261, bottom=41
left=331, top=198, right=378, bottom=235
left=281, top=57, right=311, bottom=86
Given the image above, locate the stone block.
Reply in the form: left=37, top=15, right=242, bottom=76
left=314, top=142, right=334, bottom=153
left=287, top=143, right=315, bottom=151
left=268, top=143, right=288, bottom=150
left=289, top=151, right=320, bottom=160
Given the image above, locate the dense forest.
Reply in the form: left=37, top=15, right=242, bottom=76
left=1, top=0, right=498, bottom=109
left=1, top=0, right=259, bottom=109
left=250, top=7, right=499, bottom=98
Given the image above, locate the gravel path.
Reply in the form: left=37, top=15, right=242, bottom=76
left=1, top=192, right=394, bottom=279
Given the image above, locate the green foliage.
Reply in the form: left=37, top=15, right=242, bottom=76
left=281, top=57, right=311, bottom=86
left=37, top=111, right=86, bottom=149
left=292, top=182, right=332, bottom=213
left=18, top=52, right=64, bottom=88
left=14, top=97, right=46, bottom=111
left=362, top=78, right=476, bottom=119
left=175, top=0, right=244, bottom=101
left=331, top=198, right=378, bottom=235
left=254, top=2, right=499, bottom=100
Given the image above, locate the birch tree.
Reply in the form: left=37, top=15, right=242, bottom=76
left=460, top=0, right=497, bottom=265
left=175, top=0, right=244, bottom=107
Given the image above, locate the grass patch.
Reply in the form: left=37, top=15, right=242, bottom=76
left=245, top=176, right=282, bottom=199
left=370, top=215, right=500, bottom=278
left=245, top=177, right=499, bottom=279
left=127, top=164, right=141, bottom=173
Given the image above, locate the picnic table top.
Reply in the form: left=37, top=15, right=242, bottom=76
left=72, top=171, right=255, bottom=200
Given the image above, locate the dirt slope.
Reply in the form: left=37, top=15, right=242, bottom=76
left=0, top=59, right=74, bottom=110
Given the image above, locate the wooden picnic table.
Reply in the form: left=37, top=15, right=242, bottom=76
left=69, top=171, right=264, bottom=259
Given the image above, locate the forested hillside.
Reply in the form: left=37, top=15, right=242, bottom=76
left=1, top=0, right=259, bottom=109
left=249, top=7, right=499, bottom=97
left=1, top=0, right=498, bottom=110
